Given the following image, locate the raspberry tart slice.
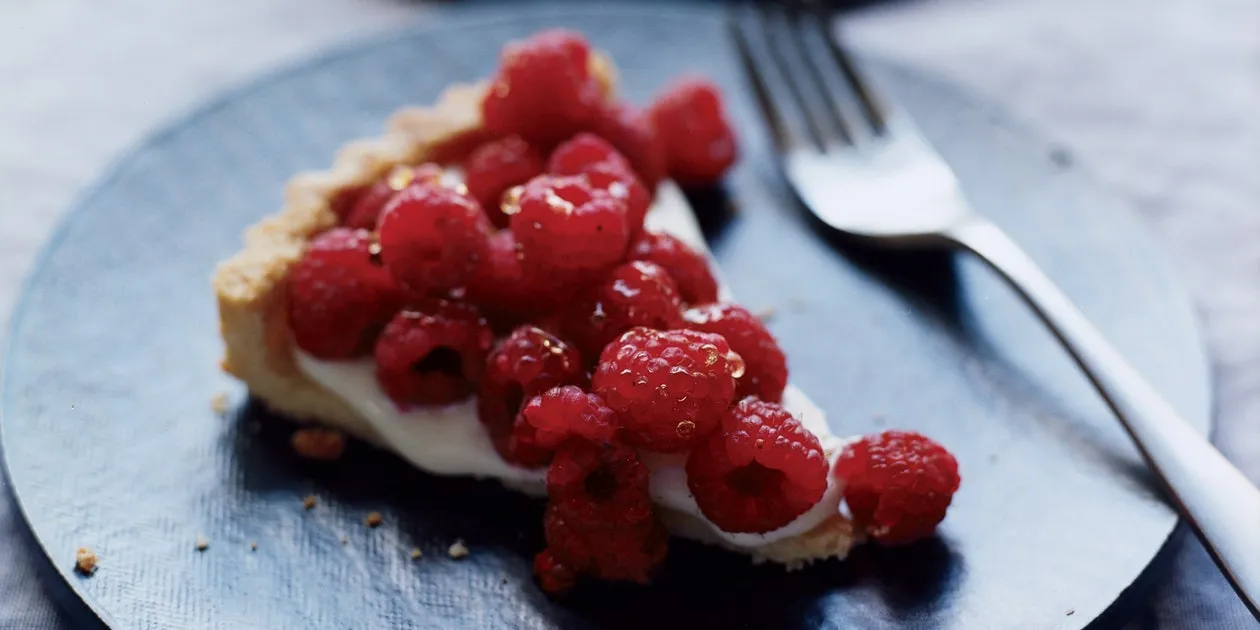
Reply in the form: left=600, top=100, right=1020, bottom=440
left=213, top=29, right=960, bottom=593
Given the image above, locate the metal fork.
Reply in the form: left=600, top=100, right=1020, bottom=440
left=730, top=1, right=1260, bottom=617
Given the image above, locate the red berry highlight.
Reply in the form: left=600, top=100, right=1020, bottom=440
left=287, top=228, right=403, bottom=359
left=834, top=430, right=960, bottom=545
left=686, top=398, right=828, bottom=533
left=544, top=440, right=668, bottom=583
left=462, top=135, right=544, bottom=227
left=649, top=77, right=738, bottom=186
left=343, top=163, right=444, bottom=230
left=521, top=386, right=617, bottom=449
left=628, top=231, right=719, bottom=306
left=563, top=260, right=684, bottom=359
left=477, top=326, right=586, bottom=467
left=482, top=30, right=603, bottom=146
left=510, top=175, right=629, bottom=284
left=547, top=133, right=631, bottom=176
left=681, top=303, right=787, bottom=402
left=592, top=327, right=742, bottom=452
left=374, top=301, right=494, bottom=407
left=377, top=183, right=491, bottom=292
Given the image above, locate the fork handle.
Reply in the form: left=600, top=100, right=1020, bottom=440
left=946, top=215, right=1260, bottom=618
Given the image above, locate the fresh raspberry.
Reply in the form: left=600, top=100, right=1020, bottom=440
left=286, top=228, right=403, bottom=359
left=628, top=231, right=719, bottom=305
left=589, top=101, right=667, bottom=188
left=681, top=303, right=787, bottom=402
left=686, top=398, right=828, bottom=533
left=521, top=386, right=617, bottom=449
left=563, top=261, right=684, bottom=359
left=377, top=183, right=492, bottom=292
left=834, top=430, right=960, bottom=545
left=547, top=133, right=631, bottom=175
left=649, top=77, right=738, bottom=186
left=544, top=440, right=667, bottom=583
left=477, top=326, right=586, bottom=466
left=592, top=327, right=742, bottom=452
left=461, top=135, right=545, bottom=227
left=463, top=230, right=540, bottom=329
left=374, top=300, right=494, bottom=408
left=509, top=175, right=629, bottom=284
left=482, top=30, right=603, bottom=146
left=548, top=135, right=650, bottom=239
left=582, top=162, right=650, bottom=240
left=343, top=164, right=444, bottom=230
left=533, top=550, right=578, bottom=594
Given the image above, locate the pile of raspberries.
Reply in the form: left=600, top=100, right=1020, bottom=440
left=287, top=30, right=960, bottom=593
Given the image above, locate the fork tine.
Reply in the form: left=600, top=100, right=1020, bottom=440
left=727, top=10, right=800, bottom=152
left=780, top=0, right=855, bottom=145
left=730, top=5, right=826, bottom=151
left=803, top=1, right=888, bottom=133
left=753, top=3, right=835, bottom=150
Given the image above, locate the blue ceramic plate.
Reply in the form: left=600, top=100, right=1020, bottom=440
left=0, top=5, right=1209, bottom=629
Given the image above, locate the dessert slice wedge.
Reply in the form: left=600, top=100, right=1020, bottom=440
left=213, top=29, right=957, bottom=592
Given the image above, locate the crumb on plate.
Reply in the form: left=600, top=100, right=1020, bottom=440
left=210, top=391, right=230, bottom=414
left=302, top=495, right=318, bottom=510
left=755, top=307, right=777, bottom=322
left=250, top=542, right=258, bottom=551
left=291, top=427, right=346, bottom=461
left=75, top=547, right=97, bottom=575
left=448, top=540, right=469, bottom=559
left=195, top=535, right=210, bottom=551
left=410, top=548, right=423, bottom=560
left=365, top=512, right=383, bottom=528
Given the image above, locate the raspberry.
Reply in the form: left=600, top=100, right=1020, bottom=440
left=563, top=261, right=684, bottom=359
left=377, top=183, right=492, bottom=292
left=592, top=327, right=742, bottom=452
left=286, top=228, right=403, bottom=359
left=834, top=430, right=960, bottom=545
left=482, top=30, right=603, bottom=146
left=547, top=133, right=631, bottom=175
left=521, top=386, right=617, bottom=449
left=589, top=101, right=666, bottom=188
left=374, top=300, right=494, bottom=408
left=477, top=326, right=586, bottom=466
left=583, top=162, right=650, bottom=240
left=509, top=175, right=629, bottom=284
left=649, top=77, right=738, bottom=186
left=463, top=230, right=540, bottom=329
left=548, top=135, right=650, bottom=239
left=686, top=398, right=828, bottom=533
left=534, top=550, right=578, bottom=594
left=461, top=135, right=544, bottom=227
left=681, top=303, right=787, bottom=402
left=544, top=440, right=667, bottom=583
left=343, top=164, right=444, bottom=230
left=628, top=231, right=719, bottom=305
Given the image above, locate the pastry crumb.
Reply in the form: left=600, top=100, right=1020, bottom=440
left=302, top=495, right=318, bottom=510
left=1066, top=610, right=1075, bottom=616
left=250, top=542, right=258, bottom=551
left=409, top=548, right=423, bottom=560
left=448, top=540, right=469, bottom=559
left=195, top=535, right=210, bottom=551
left=365, top=512, right=383, bottom=528
left=340, top=534, right=349, bottom=545
left=500, top=576, right=508, bottom=585
left=74, top=547, right=97, bottom=575
left=291, top=427, right=346, bottom=461
left=70, top=403, right=76, bottom=410
left=210, top=391, right=230, bottom=414
left=755, top=307, right=777, bottom=322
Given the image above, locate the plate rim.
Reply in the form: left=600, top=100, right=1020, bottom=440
left=0, top=5, right=1213, bottom=628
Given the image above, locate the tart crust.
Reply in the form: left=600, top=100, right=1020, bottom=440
left=212, top=59, right=857, bottom=566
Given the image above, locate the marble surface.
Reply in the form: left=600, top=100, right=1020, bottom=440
left=0, top=0, right=1256, bottom=627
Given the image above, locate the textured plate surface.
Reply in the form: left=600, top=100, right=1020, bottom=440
left=0, top=5, right=1210, bottom=630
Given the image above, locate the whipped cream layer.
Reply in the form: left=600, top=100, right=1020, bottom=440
left=294, top=183, right=848, bottom=548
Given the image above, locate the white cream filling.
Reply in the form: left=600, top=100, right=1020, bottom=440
left=293, top=182, right=848, bottom=548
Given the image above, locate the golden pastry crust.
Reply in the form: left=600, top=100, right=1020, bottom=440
left=212, top=59, right=857, bottom=565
